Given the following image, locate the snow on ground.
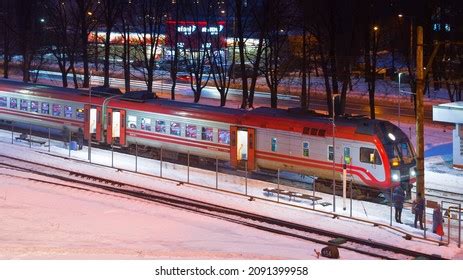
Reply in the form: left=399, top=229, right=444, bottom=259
left=3, top=173, right=363, bottom=259
left=396, top=115, right=463, bottom=194
left=0, top=128, right=462, bottom=259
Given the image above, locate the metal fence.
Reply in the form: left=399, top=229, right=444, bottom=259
left=0, top=119, right=460, bottom=247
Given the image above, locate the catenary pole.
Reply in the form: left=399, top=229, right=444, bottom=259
left=415, top=26, right=425, bottom=198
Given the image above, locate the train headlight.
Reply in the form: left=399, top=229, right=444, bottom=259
left=391, top=170, right=400, bottom=182
left=410, top=167, right=417, bottom=177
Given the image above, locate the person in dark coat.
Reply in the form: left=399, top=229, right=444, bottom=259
left=432, top=205, right=444, bottom=235
left=392, top=187, right=405, bottom=223
left=62, top=126, right=70, bottom=148
left=413, top=192, right=425, bottom=229
left=77, top=127, right=84, bottom=150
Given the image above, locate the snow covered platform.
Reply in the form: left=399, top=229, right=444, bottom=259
left=426, top=155, right=463, bottom=194
left=0, top=132, right=462, bottom=259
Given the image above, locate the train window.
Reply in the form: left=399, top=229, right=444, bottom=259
left=10, top=98, right=17, bottom=109
left=64, top=106, right=72, bottom=118
left=185, top=124, right=197, bottom=139
left=155, top=120, right=166, bottom=133
left=41, top=102, right=49, bottom=114
left=170, top=122, right=181, bottom=136
left=128, top=115, right=137, bottom=129
left=30, top=101, right=39, bottom=113
left=271, top=137, right=277, bottom=152
left=201, top=127, right=214, bottom=142
left=76, top=108, right=84, bottom=120
left=400, top=143, right=411, bottom=158
left=303, top=142, right=309, bottom=157
left=20, top=99, right=28, bottom=111
left=328, top=145, right=334, bottom=161
left=0, top=97, right=6, bottom=107
left=218, top=129, right=230, bottom=144
left=344, top=147, right=351, bottom=164
left=52, top=104, right=62, bottom=116
left=141, top=118, right=151, bottom=131
left=360, top=147, right=382, bottom=165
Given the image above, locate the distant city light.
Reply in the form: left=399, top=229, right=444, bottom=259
left=373, top=26, right=379, bottom=31
left=40, top=18, right=45, bottom=23
left=87, top=11, right=93, bottom=16
left=398, top=14, right=403, bottom=18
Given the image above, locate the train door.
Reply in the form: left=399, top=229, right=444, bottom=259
left=230, top=126, right=255, bottom=170
left=84, top=104, right=102, bottom=142
left=106, top=108, right=126, bottom=146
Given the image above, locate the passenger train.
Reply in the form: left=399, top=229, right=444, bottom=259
left=0, top=79, right=416, bottom=192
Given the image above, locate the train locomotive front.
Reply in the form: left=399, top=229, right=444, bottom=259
left=375, top=120, right=417, bottom=196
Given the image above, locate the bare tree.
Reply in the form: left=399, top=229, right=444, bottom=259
left=0, top=0, right=15, bottom=79
left=362, top=2, right=380, bottom=119
left=181, top=1, right=214, bottom=103
left=99, top=0, right=122, bottom=87
left=117, top=1, right=134, bottom=92
left=308, top=1, right=361, bottom=116
left=208, top=19, right=232, bottom=106
left=243, top=0, right=265, bottom=108
left=70, top=0, right=95, bottom=88
left=234, top=0, right=249, bottom=109
left=261, top=0, right=294, bottom=109
left=132, top=0, right=167, bottom=94
left=165, top=1, right=182, bottom=100
left=45, top=0, right=79, bottom=88
left=14, top=0, right=47, bottom=83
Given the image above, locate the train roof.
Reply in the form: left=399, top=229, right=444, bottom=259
left=243, top=107, right=383, bottom=137
left=110, top=98, right=245, bottom=124
left=0, top=78, right=105, bottom=104
left=0, top=79, right=396, bottom=139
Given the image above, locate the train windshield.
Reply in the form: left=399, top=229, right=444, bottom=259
left=378, top=121, right=415, bottom=166
left=393, top=142, right=414, bottom=164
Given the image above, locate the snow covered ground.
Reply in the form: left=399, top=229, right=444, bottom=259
left=0, top=127, right=462, bottom=259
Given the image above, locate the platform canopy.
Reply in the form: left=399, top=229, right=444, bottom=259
left=433, top=102, right=463, bottom=123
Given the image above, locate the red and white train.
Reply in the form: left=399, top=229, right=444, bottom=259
left=0, top=79, right=416, bottom=191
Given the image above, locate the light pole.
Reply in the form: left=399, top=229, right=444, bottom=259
left=398, top=14, right=414, bottom=72
left=398, top=72, right=404, bottom=128
left=332, top=94, right=340, bottom=212
left=88, top=71, right=92, bottom=162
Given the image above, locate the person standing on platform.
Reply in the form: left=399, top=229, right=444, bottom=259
left=77, top=127, right=84, bottom=150
left=413, top=192, right=425, bottom=230
left=392, top=187, right=405, bottom=223
left=433, top=205, right=444, bottom=237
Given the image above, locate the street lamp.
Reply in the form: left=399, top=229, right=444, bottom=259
left=398, top=14, right=414, bottom=71
left=398, top=72, right=404, bottom=128
left=88, top=71, right=92, bottom=162
left=332, top=94, right=340, bottom=212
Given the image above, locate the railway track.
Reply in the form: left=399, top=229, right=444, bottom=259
left=424, top=188, right=463, bottom=205
left=0, top=154, right=446, bottom=260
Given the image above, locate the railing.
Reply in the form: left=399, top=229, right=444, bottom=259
left=0, top=118, right=460, bottom=248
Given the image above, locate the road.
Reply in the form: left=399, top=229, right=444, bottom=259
left=36, top=70, right=434, bottom=124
